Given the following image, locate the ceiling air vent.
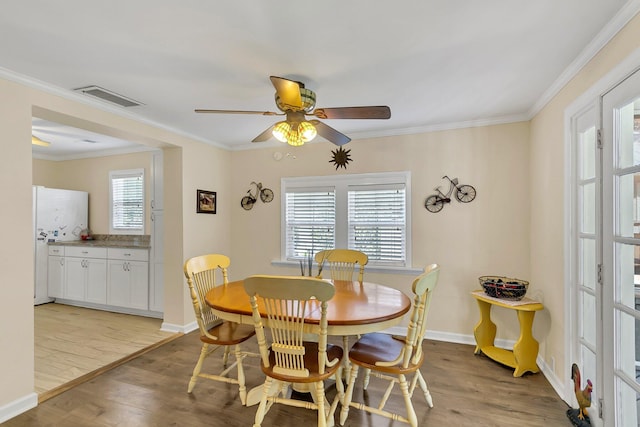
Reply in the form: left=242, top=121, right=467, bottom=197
left=73, top=85, right=143, bottom=108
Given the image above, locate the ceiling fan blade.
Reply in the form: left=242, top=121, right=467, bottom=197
left=310, top=120, right=351, bottom=146
left=252, top=125, right=275, bottom=143
left=195, top=109, right=279, bottom=116
left=312, top=106, right=391, bottom=120
left=270, top=76, right=302, bottom=110
left=32, top=135, right=50, bottom=147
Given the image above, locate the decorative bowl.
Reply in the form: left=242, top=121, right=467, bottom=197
left=479, top=276, right=529, bottom=301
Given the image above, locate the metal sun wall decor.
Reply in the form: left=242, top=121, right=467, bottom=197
left=424, top=175, right=476, bottom=213
left=330, top=146, right=352, bottom=170
left=241, top=181, right=274, bottom=210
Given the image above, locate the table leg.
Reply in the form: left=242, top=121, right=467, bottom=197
left=473, top=300, right=496, bottom=354
left=512, top=310, right=540, bottom=377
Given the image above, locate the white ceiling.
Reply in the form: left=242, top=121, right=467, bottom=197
left=2, top=1, right=636, bottom=158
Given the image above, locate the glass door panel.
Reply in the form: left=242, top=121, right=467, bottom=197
left=580, top=238, right=597, bottom=291
left=603, top=70, right=640, bottom=426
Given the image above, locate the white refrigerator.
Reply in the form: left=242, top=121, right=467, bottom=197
left=33, top=186, right=89, bottom=305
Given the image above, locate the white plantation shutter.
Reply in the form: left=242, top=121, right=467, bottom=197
left=282, top=172, right=410, bottom=266
left=110, top=169, right=144, bottom=234
left=285, top=188, right=336, bottom=258
left=348, top=184, right=406, bottom=265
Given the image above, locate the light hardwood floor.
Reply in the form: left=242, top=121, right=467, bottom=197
left=34, top=303, right=179, bottom=401
left=10, top=329, right=571, bottom=426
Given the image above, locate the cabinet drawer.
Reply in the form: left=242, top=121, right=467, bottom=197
left=65, top=246, right=108, bottom=259
left=107, top=248, right=149, bottom=262
left=48, top=246, right=65, bottom=256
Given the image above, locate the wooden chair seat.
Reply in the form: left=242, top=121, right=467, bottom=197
left=348, top=333, right=423, bottom=375
left=263, top=342, right=344, bottom=384
left=200, top=321, right=255, bottom=345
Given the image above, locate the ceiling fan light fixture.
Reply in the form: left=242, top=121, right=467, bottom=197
left=272, top=121, right=291, bottom=143
left=285, top=128, right=304, bottom=146
left=298, top=121, right=317, bottom=141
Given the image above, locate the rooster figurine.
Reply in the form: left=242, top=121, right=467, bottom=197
left=567, top=363, right=592, bottom=426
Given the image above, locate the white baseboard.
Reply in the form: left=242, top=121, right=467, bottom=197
left=161, top=320, right=197, bottom=334
left=536, top=354, right=568, bottom=404
left=0, top=392, right=37, bottom=424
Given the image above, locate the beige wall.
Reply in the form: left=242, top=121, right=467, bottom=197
left=229, top=122, right=533, bottom=340
left=0, top=78, right=36, bottom=409
left=529, top=13, right=640, bottom=385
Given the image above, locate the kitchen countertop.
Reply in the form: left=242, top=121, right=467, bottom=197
left=48, top=234, right=150, bottom=249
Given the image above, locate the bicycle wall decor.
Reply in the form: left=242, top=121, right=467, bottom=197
left=424, top=175, right=476, bottom=213
left=241, top=181, right=274, bottom=210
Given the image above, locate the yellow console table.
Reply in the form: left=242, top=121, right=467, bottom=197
left=471, top=291, right=543, bottom=377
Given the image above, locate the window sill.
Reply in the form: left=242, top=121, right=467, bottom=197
left=270, top=260, right=423, bottom=276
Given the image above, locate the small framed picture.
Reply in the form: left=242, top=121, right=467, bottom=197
left=197, top=189, right=217, bottom=214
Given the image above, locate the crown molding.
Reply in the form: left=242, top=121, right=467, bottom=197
left=528, top=0, right=640, bottom=118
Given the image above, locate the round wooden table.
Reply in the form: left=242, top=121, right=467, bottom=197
left=205, top=279, right=412, bottom=336
left=205, top=279, right=412, bottom=407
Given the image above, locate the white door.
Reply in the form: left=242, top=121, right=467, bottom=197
left=601, top=67, right=640, bottom=426
left=572, top=104, right=601, bottom=424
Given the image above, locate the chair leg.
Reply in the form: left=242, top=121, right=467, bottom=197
left=398, top=374, right=418, bottom=427
left=253, top=377, right=274, bottom=427
left=328, top=366, right=344, bottom=426
left=415, top=371, right=433, bottom=407
left=315, top=380, right=328, bottom=427
left=339, top=364, right=359, bottom=425
left=362, top=368, right=371, bottom=390
left=235, top=344, right=247, bottom=405
left=188, top=343, right=209, bottom=393
left=342, top=336, right=351, bottom=380
left=223, top=345, right=231, bottom=367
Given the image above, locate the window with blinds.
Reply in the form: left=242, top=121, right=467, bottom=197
left=282, top=172, right=410, bottom=266
left=348, top=184, right=406, bottom=264
left=110, top=169, right=144, bottom=235
left=285, top=188, right=336, bottom=258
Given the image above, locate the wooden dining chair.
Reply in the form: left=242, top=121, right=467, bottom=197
left=339, top=264, right=440, bottom=427
left=183, top=254, right=256, bottom=405
left=244, top=275, right=345, bottom=427
left=315, top=249, right=368, bottom=282
left=315, top=249, right=369, bottom=380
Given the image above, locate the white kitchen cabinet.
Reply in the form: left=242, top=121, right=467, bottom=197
left=64, top=246, right=107, bottom=304
left=47, top=246, right=65, bottom=299
left=107, top=248, right=149, bottom=310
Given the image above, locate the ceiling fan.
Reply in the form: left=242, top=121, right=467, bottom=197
left=32, top=135, right=50, bottom=147
left=195, top=76, right=391, bottom=146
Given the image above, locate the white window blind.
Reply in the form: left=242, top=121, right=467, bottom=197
left=348, top=184, right=406, bottom=264
left=110, top=169, right=144, bottom=234
left=285, top=188, right=335, bottom=258
left=282, top=172, right=410, bottom=267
